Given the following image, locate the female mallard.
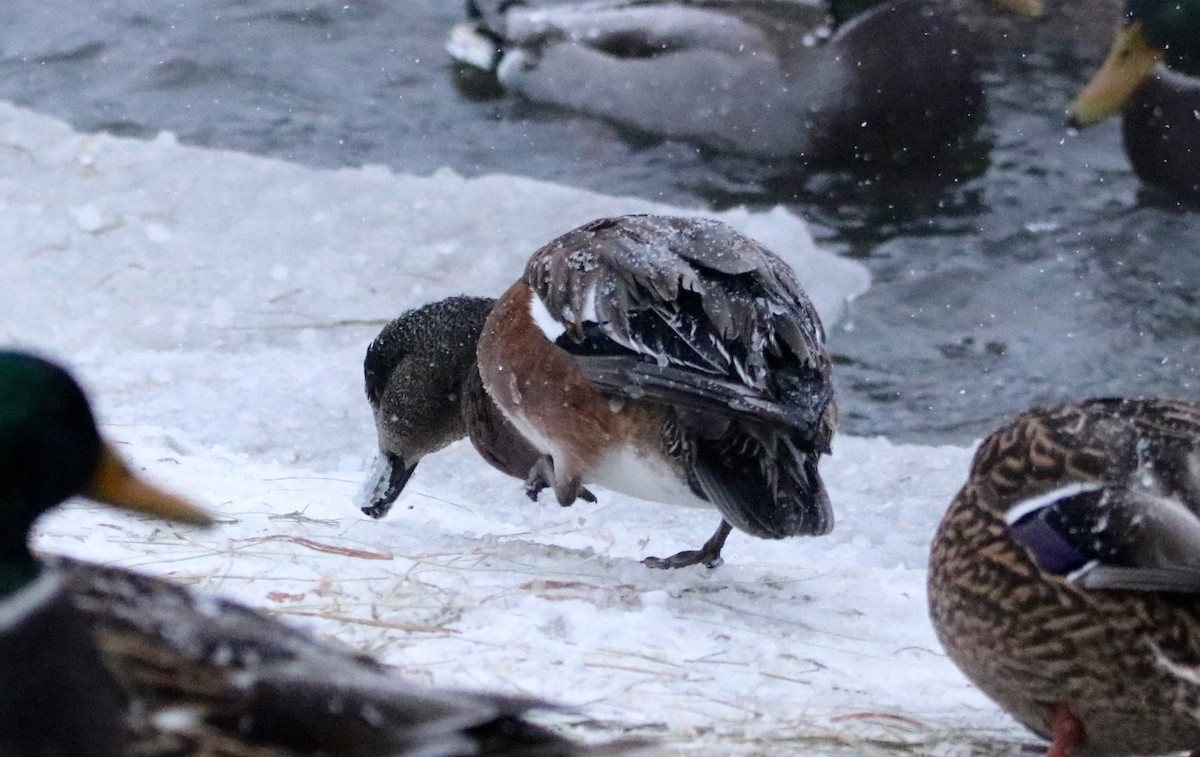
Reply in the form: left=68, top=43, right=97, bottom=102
left=928, top=398, right=1200, bottom=756
left=1066, top=0, right=1200, bottom=197
left=449, top=0, right=1039, bottom=167
left=0, top=350, right=623, bottom=756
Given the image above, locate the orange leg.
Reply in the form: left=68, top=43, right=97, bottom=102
left=1045, top=703, right=1085, bottom=757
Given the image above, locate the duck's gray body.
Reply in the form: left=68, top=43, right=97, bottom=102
left=453, top=0, right=984, bottom=165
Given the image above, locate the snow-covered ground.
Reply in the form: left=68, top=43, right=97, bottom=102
left=2, top=102, right=1036, bottom=755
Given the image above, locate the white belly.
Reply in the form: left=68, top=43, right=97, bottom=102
left=591, top=445, right=712, bottom=510
left=502, top=394, right=711, bottom=510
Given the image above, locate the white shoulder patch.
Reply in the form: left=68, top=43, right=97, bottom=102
left=580, top=281, right=599, bottom=323
left=529, top=291, right=567, bottom=341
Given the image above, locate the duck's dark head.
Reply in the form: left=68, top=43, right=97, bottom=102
left=0, top=351, right=211, bottom=595
left=1067, top=0, right=1200, bottom=126
left=1131, top=0, right=1200, bottom=74
left=359, top=297, right=495, bottom=519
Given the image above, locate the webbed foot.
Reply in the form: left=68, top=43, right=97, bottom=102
left=1046, top=703, right=1086, bottom=757
left=642, top=520, right=732, bottom=570
left=524, top=456, right=554, bottom=501
left=642, top=550, right=724, bottom=570
left=524, top=455, right=596, bottom=505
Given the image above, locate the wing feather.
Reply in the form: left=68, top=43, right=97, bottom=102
left=49, top=557, right=606, bottom=756
left=1000, top=398, right=1200, bottom=594
left=525, top=215, right=830, bottom=391
left=526, top=215, right=835, bottom=538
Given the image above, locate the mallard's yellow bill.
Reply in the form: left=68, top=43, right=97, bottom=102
left=1067, top=23, right=1162, bottom=127
left=85, top=443, right=214, bottom=526
left=990, top=0, right=1044, bottom=18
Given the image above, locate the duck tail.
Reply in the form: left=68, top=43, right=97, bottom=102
left=690, top=424, right=833, bottom=539
left=776, top=435, right=834, bottom=536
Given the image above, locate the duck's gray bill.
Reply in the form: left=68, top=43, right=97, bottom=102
left=357, top=451, right=416, bottom=519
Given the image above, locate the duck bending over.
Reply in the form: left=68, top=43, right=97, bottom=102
left=0, top=350, right=627, bottom=757
left=449, top=0, right=1039, bottom=167
left=477, top=214, right=837, bottom=568
left=929, top=398, right=1200, bottom=756
left=1066, top=0, right=1200, bottom=198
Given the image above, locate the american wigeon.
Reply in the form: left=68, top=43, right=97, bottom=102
left=476, top=214, right=838, bottom=568
left=929, top=397, right=1200, bottom=757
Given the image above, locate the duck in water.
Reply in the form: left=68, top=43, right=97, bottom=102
left=1066, top=0, right=1200, bottom=198
left=448, top=0, right=1040, bottom=168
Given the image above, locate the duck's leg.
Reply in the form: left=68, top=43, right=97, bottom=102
left=523, top=455, right=554, bottom=501
left=1045, top=703, right=1085, bottom=757
left=643, top=520, right=732, bottom=570
left=523, top=454, right=596, bottom=505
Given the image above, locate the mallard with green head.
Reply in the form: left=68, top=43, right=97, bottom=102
left=0, top=350, right=631, bottom=757
left=929, top=397, right=1200, bottom=756
left=1067, top=0, right=1200, bottom=197
left=449, top=0, right=1040, bottom=168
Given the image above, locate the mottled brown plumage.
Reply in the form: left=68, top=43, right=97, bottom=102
left=929, top=398, right=1200, bottom=756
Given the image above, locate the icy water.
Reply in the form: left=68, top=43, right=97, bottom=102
left=3, top=0, right=1196, bottom=443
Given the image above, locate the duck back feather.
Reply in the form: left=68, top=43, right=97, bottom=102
left=50, top=556, right=622, bottom=756
left=527, top=215, right=836, bottom=538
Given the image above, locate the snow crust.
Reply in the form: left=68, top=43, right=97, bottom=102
left=0, top=102, right=1032, bottom=754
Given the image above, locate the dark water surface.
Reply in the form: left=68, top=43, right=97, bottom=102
left=4, top=0, right=1196, bottom=443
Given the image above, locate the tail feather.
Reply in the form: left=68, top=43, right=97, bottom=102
left=690, top=425, right=832, bottom=539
